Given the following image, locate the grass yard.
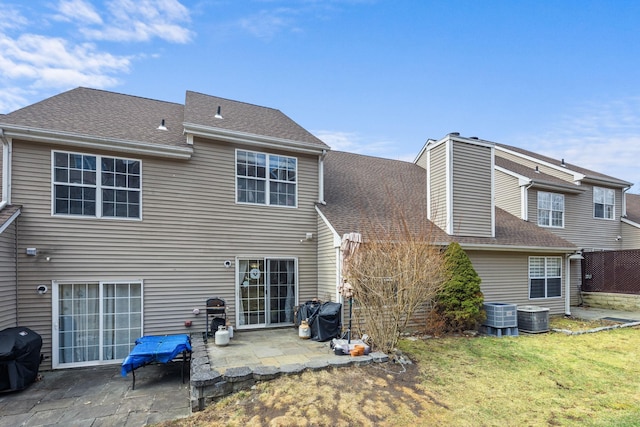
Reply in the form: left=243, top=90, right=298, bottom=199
left=159, top=320, right=640, bottom=426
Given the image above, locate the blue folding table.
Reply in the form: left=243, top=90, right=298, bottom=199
left=121, top=334, right=192, bottom=389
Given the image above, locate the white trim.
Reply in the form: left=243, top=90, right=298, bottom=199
left=315, top=206, right=341, bottom=244
left=183, top=123, right=327, bottom=155
left=528, top=256, right=563, bottom=299
left=453, top=242, right=577, bottom=253
left=0, top=207, right=20, bottom=234
left=621, top=217, right=640, bottom=228
left=235, top=149, right=298, bottom=208
left=52, top=279, right=144, bottom=369
left=426, top=148, right=431, bottom=220
left=537, top=191, right=565, bottom=229
left=1, top=124, right=192, bottom=159
left=496, top=145, right=585, bottom=183
left=490, top=145, right=495, bottom=238
left=593, top=186, right=616, bottom=220
left=1, top=132, right=12, bottom=207
left=446, top=138, right=453, bottom=235
left=51, top=150, right=143, bottom=220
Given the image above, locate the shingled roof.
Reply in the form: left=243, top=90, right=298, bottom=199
left=320, top=150, right=576, bottom=251
left=495, top=156, right=585, bottom=193
left=0, top=87, right=328, bottom=154
left=625, top=193, right=640, bottom=225
left=184, top=91, right=327, bottom=148
left=496, top=142, right=631, bottom=187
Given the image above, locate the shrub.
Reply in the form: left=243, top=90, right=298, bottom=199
left=431, top=242, right=485, bottom=332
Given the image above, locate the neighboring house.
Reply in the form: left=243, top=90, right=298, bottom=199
left=1, top=89, right=637, bottom=371
left=0, top=87, right=329, bottom=370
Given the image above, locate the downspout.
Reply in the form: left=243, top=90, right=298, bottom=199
left=318, top=149, right=327, bottom=205
left=565, top=254, right=571, bottom=316
left=0, top=128, right=11, bottom=210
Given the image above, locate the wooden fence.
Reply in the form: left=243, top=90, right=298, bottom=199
left=582, top=249, right=640, bottom=295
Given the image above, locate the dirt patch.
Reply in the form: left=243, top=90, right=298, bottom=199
left=158, top=360, right=438, bottom=427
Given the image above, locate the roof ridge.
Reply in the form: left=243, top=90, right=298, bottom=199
left=186, top=90, right=282, bottom=113
left=75, top=87, right=184, bottom=107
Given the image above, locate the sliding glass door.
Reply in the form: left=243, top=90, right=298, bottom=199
left=237, top=258, right=297, bottom=328
left=53, top=281, right=142, bottom=368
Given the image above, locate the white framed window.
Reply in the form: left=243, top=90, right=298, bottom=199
left=52, top=151, right=142, bottom=219
left=529, top=257, right=562, bottom=299
left=537, top=191, right=564, bottom=228
left=593, top=187, right=614, bottom=220
left=52, top=280, right=143, bottom=368
left=236, top=149, right=297, bottom=207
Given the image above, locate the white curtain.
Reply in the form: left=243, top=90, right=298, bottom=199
left=238, top=260, right=249, bottom=325
left=284, top=259, right=295, bottom=323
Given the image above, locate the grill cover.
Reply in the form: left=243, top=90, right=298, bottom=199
left=0, top=327, right=43, bottom=392
left=310, top=302, right=342, bottom=342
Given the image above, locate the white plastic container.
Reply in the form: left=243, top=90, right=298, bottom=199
left=215, top=325, right=230, bottom=346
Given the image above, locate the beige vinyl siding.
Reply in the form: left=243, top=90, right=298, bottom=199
left=452, top=141, right=492, bottom=237
left=0, top=220, right=18, bottom=329
left=414, top=149, right=427, bottom=170
left=621, top=222, right=640, bottom=249
left=527, top=186, right=623, bottom=250
left=496, top=150, right=575, bottom=183
left=495, top=169, right=522, bottom=218
left=316, top=215, right=339, bottom=302
left=428, top=143, right=447, bottom=231
left=467, top=250, right=566, bottom=314
left=12, top=137, right=320, bottom=368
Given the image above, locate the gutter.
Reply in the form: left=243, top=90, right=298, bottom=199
left=1, top=124, right=193, bottom=160
left=318, top=149, right=327, bottom=205
left=183, top=122, right=328, bottom=155
left=0, top=128, right=11, bottom=210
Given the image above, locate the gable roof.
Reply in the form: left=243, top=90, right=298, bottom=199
left=320, top=150, right=576, bottom=251
left=184, top=91, right=327, bottom=150
left=0, top=87, right=328, bottom=158
left=496, top=142, right=631, bottom=188
left=624, top=193, right=640, bottom=225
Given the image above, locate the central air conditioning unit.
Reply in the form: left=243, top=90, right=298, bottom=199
left=482, top=302, right=518, bottom=337
left=517, top=305, right=550, bottom=333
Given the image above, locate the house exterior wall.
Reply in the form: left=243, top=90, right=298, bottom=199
left=316, top=214, right=339, bottom=303
left=11, top=136, right=320, bottom=368
left=0, top=220, right=18, bottom=330
left=428, top=142, right=447, bottom=231
left=467, top=250, right=567, bottom=314
left=451, top=140, right=493, bottom=237
left=495, top=169, right=521, bottom=218
left=621, top=222, right=640, bottom=249
left=527, top=186, right=623, bottom=250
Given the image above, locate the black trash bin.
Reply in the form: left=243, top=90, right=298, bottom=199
left=309, top=302, right=342, bottom=342
left=0, top=327, right=43, bottom=392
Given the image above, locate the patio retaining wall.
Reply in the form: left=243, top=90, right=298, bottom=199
left=581, top=292, right=640, bottom=312
left=188, top=335, right=389, bottom=412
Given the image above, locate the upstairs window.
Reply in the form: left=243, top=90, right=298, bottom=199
left=529, top=256, right=562, bottom=299
left=537, top=191, right=564, bottom=228
left=236, top=150, right=297, bottom=207
left=53, top=151, right=141, bottom=219
left=593, top=187, right=614, bottom=219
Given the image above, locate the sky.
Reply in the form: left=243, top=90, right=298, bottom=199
left=1, top=0, right=640, bottom=191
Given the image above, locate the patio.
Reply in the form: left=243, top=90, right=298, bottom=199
left=190, top=328, right=388, bottom=411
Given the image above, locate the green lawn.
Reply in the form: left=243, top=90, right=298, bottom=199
left=161, top=321, right=640, bottom=426
left=399, top=325, right=640, bottom=426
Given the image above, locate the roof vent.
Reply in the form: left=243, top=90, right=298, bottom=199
left=215, top=106, right=223, bottom=119
left=157, top=119, right=167, bottom=131
left=561, top=158, right=566, bottom=167
left=448, top=132, right=460, bottom=136
left=469, top=136, right=479, bottom=140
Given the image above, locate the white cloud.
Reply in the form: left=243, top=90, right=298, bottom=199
left=314, top=130, right=414, bottom=161
left=516, top=97, right=640, bottom=192
left=238, top=8, right=301, bottom=39
left=0, top=4, right=29, bottom=31
left=55, top=0, right=103, bottom=25
left=79, top=0, right=193, bottom=43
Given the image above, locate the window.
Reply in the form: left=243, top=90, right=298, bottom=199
left=54, top=281, right=142, bottom=367
left=529, top=257, right=562, bottom=299
left=53, top=151, right=141, bottom=219
left=537, top=191, right=564, bottom=227
left=236, top=150, right=297, bottom=207
left=593, top=187, right=614, bottom=219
